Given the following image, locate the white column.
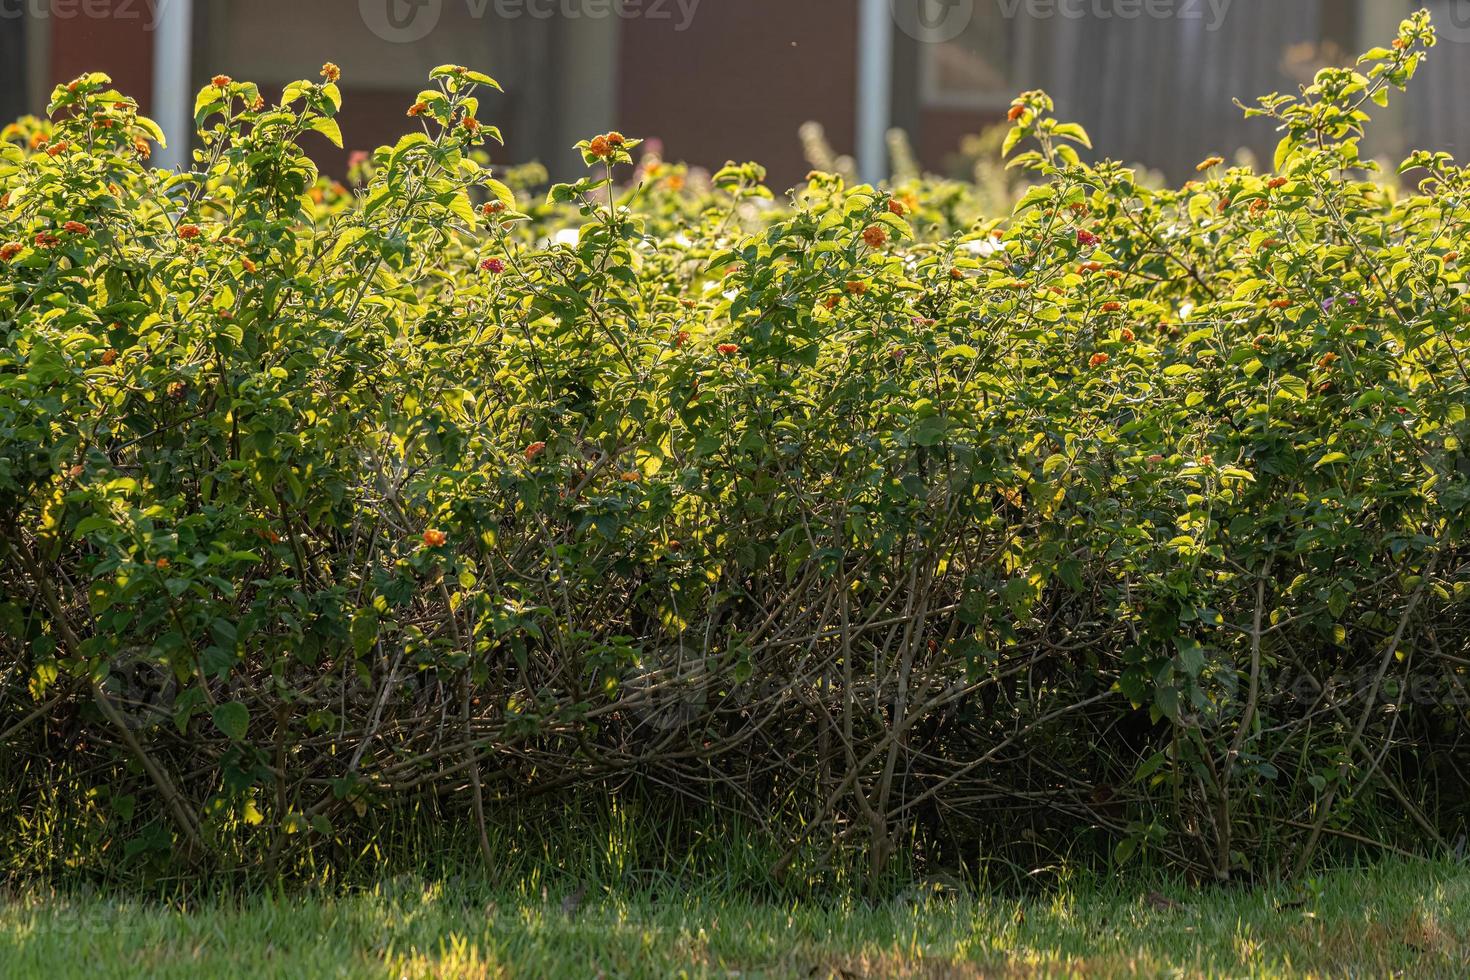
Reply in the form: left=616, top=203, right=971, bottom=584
left=151, top=0, right=194, bottom=171
left=555, top=16, right=622, bottom=180
left=856, top=0, right=893, bottom=185
left=1357, top=0, right=1407, bottom=161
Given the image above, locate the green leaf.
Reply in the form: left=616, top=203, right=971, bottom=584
left=463, top=70, right=502, bottom=91
left=1052, top=121, right=1092, bottom=149
left=351, top=611, right=379, bottom=658
left=193, top=86, right=224, bottom=125
left=1273, top=136, right=1297, bottom=172
left=449, top=191, right=477, bottom=226
left=1002, top=124, right=1028, bottom=158
left=1276, top=375, right=1308, bottom=401
left=484, top=179, right=516, bottom=211
left=134, top=116, right=167, bottom=149
left=1015, top=185, right=1055, bottom=213
left=212, top=702, right=250, bottom=742
left=309, top=116, right=344, bottom=148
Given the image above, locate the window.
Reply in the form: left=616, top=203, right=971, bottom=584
left=920, top=1, right=1034, bottom=110
left=0, top=18, right=25, bottom=123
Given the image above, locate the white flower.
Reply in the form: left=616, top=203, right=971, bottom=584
left=960, top=238, right=1008, bottom=256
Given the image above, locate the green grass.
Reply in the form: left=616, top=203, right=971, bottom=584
left=2, top=859, right=1466, bottom=978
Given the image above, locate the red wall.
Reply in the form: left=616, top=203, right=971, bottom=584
left=617, top=0, right=858, bottom=187
left=46, top=2, right=981, bottom=187
left=48, top=3, right=155, bottom=109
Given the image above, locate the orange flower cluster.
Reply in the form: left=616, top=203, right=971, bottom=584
left=423, top=529, right=448, bottom=548
left=585, top=131, right=626, bottom=160
left=321, top=62, right=341, bottom=83
left=862, top=225, right=888, bottom=248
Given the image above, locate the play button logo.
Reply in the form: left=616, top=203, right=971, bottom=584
left=361, top=0, right=444, bottom=43
left=891, top=0, right=976, bottom=44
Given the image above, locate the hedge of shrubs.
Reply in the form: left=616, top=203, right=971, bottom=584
left=2, top=11, right=1467, bottom=884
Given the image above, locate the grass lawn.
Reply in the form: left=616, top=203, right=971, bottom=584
left=1, top=859, right=1466, bottom=978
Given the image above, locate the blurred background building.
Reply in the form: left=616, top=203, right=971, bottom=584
left=3, top=0, right=1466, bottom=184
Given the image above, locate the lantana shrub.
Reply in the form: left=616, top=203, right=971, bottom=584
left=2, top=14, right=1468, bottom=883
